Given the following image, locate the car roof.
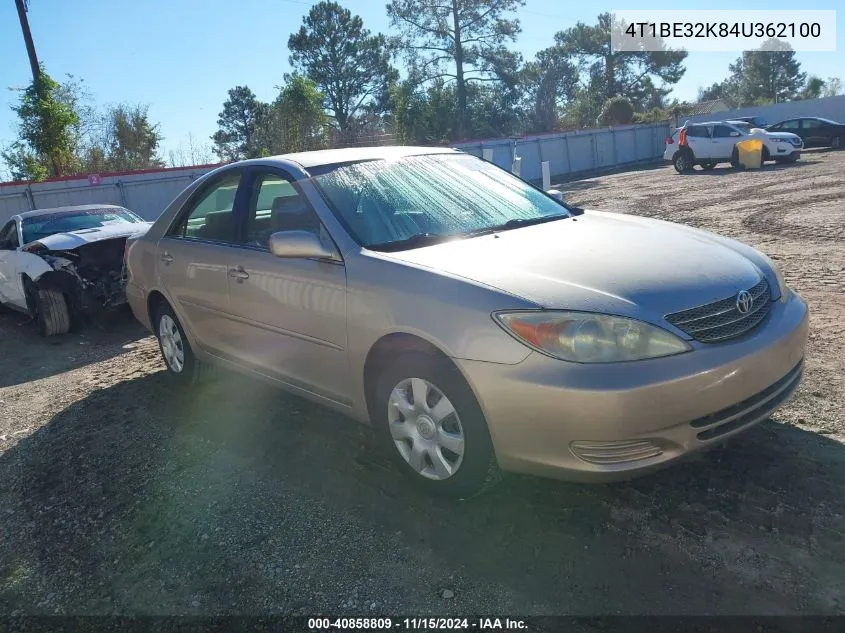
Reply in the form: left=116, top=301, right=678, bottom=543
left=240, top=145, right=461, bottom=170
left=17, top=204, right=128, bottom=220
left=687, top=120, right=740, bottom=126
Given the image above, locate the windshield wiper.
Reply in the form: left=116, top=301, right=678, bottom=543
left=465, top=213, right=573, bottom=237
left=367, top=232, right=454, bottom=252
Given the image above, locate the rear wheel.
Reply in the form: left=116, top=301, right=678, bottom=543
left=155, top=302, right=198, bottom=384
left=673, top=150, right=694, bottom=173
left=373, top=352, right=501, bottom=498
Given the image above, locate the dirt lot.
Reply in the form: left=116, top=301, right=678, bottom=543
left=1, top=150, right=843, bottom=618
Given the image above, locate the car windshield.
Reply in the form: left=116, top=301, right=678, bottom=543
left=22, top=208, right=141, bottom=244
left=309, top=153, right=573, bottom=251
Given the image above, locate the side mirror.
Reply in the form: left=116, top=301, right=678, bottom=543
left=546, top=189, right=565, bottom=203
left=268, top=230, right=339, bottom=261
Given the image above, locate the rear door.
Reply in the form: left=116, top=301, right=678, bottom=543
left=685, top=125, right=712, bottom=160
left=711, top=124, right=742, bottom=159
left=156, top=169, right=245, bottom=358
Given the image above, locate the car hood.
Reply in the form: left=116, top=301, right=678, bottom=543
left=753, top=130, right=801, bottom=141
left=26, top=222, right=153, bottom=251
left=378, top=211, right=765, bottom=326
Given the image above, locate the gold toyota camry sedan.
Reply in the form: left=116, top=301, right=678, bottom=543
left=125, top=146, right=808, bottom=497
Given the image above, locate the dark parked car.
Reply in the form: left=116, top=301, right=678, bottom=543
left=765, top=117, right=845, bottom=149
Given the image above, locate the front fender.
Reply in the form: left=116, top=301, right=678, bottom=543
left=17, top=251, right=53, bottom=282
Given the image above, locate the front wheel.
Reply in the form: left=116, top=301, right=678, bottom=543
left=730, top=148, right=742, bottom=169
left=700, top=161, right=716, bottom=171
left=25, top=280, right=71, bottom=337
left=373, top=353, right=501, bottom=498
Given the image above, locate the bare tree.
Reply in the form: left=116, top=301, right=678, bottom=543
left=168, top=133, right=216, bottom=167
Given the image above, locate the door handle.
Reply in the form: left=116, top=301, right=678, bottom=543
left=160, top=252, right=174, bottom=264
left=228, top=266, right=249, bottom=281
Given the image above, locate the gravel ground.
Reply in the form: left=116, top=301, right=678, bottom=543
left=1, top=150, right=843, bottom=618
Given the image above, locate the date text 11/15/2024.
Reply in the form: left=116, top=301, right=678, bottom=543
left=307, top=617, right=529, bottom=630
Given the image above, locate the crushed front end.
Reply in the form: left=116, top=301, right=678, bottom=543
left=26, top=237, right=131, bottom=319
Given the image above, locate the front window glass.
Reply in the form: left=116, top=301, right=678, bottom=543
left=245, top=173, right=322, bottom=248
left=310, top=154, right=571, bottom=250
left=22, top=208, right=141, bottom=245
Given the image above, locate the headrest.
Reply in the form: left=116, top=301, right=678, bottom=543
left=204, top=210, right=232, bottom=236
left=272, top=196, right=308, bottom=215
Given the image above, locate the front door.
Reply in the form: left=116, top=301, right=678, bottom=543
left=777, top=119, right=802, bottom=144
left=711, top=124, right=742, bottom=160
left=0, top=220, right=24, bottom=308
left=224, top=169, right=351, bottom=405
left=156, top=170, right=243, bottom=358
left=800, top=119, right=825, bottom=147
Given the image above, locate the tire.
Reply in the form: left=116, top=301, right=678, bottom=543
left=700, top=161, right=716, bottom=171
left=673, top=150, right=694, bottom=173
left=832, top=136, right=841, bottom=150
left=373, top=352, right=501, bottom=498
left=762, top=147, right=771, bottom=163
left=154, top=301, right=199, bottom=384
left=25, top=281, right=71, bottom=337
left=730, top=148, right=742, bottom=169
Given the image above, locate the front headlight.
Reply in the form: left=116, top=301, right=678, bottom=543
left=758, top=253, right=789, bottom=302
left=493, top=311, right=691, bottom=363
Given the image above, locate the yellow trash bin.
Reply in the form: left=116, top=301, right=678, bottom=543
left=736, top=139, right=764, bottom=169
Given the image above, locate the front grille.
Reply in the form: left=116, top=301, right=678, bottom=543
left=690, top=360, right=803, bottom=441
left=665, top=278, right=772, bottom=343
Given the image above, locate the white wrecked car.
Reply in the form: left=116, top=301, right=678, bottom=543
left=0, top=204, right=152, bottom=335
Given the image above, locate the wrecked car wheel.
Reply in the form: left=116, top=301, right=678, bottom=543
left=35, top=288, right=71, bottom=337
left=24, top=279, right=70, bottom=337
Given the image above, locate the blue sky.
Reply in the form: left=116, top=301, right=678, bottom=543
left=0, top=0, right=842, bottom=160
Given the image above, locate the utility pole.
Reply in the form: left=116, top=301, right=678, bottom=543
left=15, top=0, right=41, bottom=83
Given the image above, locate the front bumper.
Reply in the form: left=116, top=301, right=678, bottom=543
left=774, top=144, right=802, bottom=156
left=456, top=293, right=809, bottom=482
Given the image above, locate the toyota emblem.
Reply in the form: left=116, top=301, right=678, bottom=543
left=736, top=290, right=753, bottom=314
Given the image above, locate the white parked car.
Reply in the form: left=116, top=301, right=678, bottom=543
left=664, top=120, right=803, bottom=173
left=0, top=204, right=152, bottom=335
